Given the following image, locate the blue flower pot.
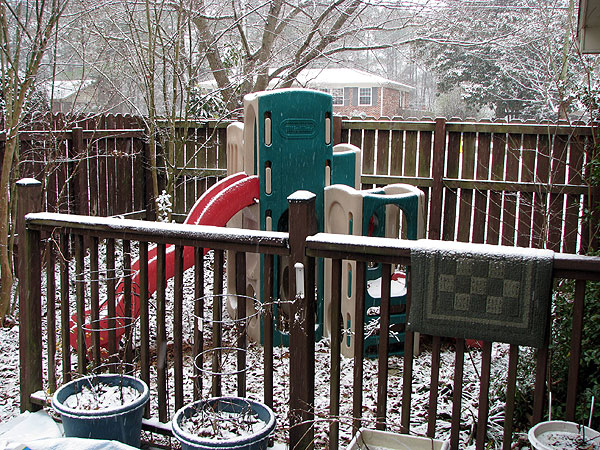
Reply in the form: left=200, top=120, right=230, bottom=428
left=52, top=374, right=149, bottom=448
left=172, top=397, right=276, bottom=450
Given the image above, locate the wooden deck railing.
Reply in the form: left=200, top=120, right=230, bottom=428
left=305, top=231, right=600, bottom=449
left=18, top=181, right=600, bottom=449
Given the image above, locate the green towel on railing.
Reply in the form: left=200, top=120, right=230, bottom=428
left=408, top=240, right=554, bottom=348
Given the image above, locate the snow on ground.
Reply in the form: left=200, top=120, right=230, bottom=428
left=0, top=244, right=524, bottom=449
left=0, top=325, right=20, bottom=423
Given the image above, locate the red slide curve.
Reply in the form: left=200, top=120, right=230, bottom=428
left=70, top=173, right=260, bottom=350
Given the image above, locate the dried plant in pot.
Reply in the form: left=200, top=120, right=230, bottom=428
left=172, top=396, right=276, bottom=450
left=51, top=373, right=149, bottom=448
left=528, top=421, right=600, bottom=450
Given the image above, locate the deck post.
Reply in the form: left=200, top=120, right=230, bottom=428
left=17, top=178, right=43, bottom=412
left=429, top=117, right=446, bottom=240
left=288, top=191, right=317, bottom=450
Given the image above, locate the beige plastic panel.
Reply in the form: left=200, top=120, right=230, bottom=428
left=333, top=143, right=361, bottom=189
left=224, top=92, right=262, bottom=342
left=382, top=184, right=426, bottom=239
left=226, top=122, right=244, bottom=176
left=323, top=185, right=363, bottom=346
left=242, top=93, right=260, bottom=176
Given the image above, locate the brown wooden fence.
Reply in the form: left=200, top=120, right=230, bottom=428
left=4, top=114, right=229, bottom=222
left=339, top=118, right=598, bottom=254
left=6, top=114, right=599, bottom=254
left=7, top=114, right=149, bottom=218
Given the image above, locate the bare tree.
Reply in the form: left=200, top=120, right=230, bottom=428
left=0, top=0, right=69, bottom=322
left=189, top=0, right=432, bottom=110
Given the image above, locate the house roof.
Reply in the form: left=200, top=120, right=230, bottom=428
left=197, top=67, right=414, bottom=92
left=293, top=68, right=414, bottom=92
left=45, top=80, right=95, bottom=100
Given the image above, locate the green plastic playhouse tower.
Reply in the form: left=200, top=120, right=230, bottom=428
left=226, top=88, right=424, bottom=355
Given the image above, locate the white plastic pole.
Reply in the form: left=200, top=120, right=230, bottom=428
left=295, top=262, right=305, bottom=298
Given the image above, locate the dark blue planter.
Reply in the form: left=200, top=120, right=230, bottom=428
left=172, top=397, right=276, bottom=450
left=52, top=374, right=149, bottom=448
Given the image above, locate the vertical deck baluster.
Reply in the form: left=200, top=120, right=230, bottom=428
left=566, top=279, right=586, bottom=420
left=401, top=265, right=414, bottom=434
left=533, top=345, right=549, bottom=423
left=502, top=345, right=519, bottom=450
left=264, top=254, right=274, bottom=408
left=90, top=237, right=101, bottom=368
left=533, top=307, right=551, bottom=424
left=139, top=241, right=150, bottom=417
left=450, top=339, right=465, bottom=449
left=75, top=235, right=87, bottom=375
left=174, top=245, right=184, bottom=411
left=60, top=235, right=71, bottom=381
left=46, top=238, right=57, bottom=393
left=352, top=261, right=367, bottom=435
left=106, top=239, right=117, bottom=372
left=212, top=249, right=224, bottom=397
left=427, top=336, right=441, bottom=437
left=235, top=251, right=247, bottom=397
left=376, top=263, right=392, bottom=431
left=329, top=258, right=342, bottom=449
left=476, top=341, right=492, bottom=450
left=156, top=243, right=168, bottom=422
left=123, top=240, right=133, bottom=368
left=194, top=247, right=204, bottom=400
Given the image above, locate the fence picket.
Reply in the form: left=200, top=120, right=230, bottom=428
left=473, top=132, right=491, bottom=244
left=457, top=131, right=476, bottom=242
left=376, top=129, right=390, bottom=176
left=442, top=131, right=460, bottom=241
left=549, top=135, right=568, bottom=251
left=502, top=133, right=521, bottom=246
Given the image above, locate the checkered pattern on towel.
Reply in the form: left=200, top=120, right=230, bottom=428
left=408, top=241, right=554, bottom=348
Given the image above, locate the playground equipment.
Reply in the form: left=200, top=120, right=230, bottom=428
left=225, top=89, right=425, bottom=355
left=72, top=88, right=424, bottom=359
left=324, top=183, right=425, bottom=357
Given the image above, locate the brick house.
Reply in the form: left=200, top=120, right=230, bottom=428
left=293, top=68, right=414, bottom=118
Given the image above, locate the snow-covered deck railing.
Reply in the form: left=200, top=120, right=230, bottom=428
left=24, top=212, right=289, bottom=255
left=18, top=181, right=297, bottom=442
left=305, top=232, right=600, bottom=449
left=18, top=178, right=600, bottom=450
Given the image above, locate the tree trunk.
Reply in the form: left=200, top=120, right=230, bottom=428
left=0, top=134, right=17, bottom=321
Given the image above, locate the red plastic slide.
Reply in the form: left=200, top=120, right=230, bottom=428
left=70, top=173, right=260, bottom=350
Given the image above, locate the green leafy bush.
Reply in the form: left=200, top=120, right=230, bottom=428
left=549, top=278, right=600, bottom=429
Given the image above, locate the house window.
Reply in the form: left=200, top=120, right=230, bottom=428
left=332, top=88, right=344, bottom=105
left=359, top=87, right=372, bottom=106
left=321, top=88, right=344, bottom=105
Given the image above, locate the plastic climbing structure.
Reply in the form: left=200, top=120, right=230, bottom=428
left=226, top=89, right=425, bottom=356
left=72, top=88, right=425, bottom=358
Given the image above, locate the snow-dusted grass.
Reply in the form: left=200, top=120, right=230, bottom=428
left=0, top=242, right=527, bottom=449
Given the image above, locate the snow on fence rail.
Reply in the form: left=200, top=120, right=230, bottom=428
left=17, top=180, right=600, bottom=450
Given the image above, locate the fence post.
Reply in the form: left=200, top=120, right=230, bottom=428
left=288, top=190, right=317, bottom=450
left=333, top=116, right=343, bottom=145
left=429, top=118, right=446, bottom=240
left=17, top=178, right=43, bottom=412
left=143, top=139, right=157, bottom=221
left=70, top=126, right=88, bottom=216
